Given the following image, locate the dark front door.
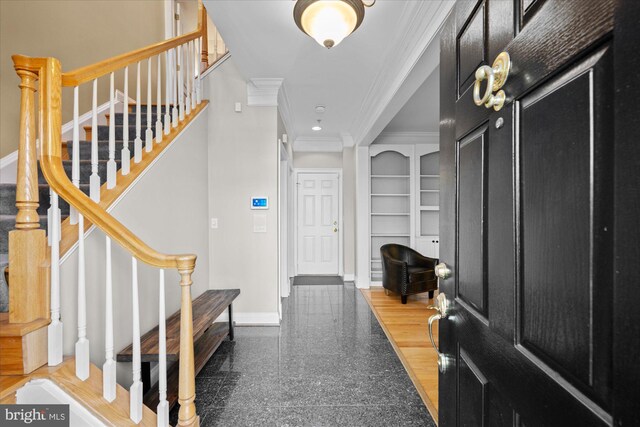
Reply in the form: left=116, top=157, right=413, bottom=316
left=438, top=0, right=640, bottom=426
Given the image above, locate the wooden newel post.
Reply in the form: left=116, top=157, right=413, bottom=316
left=8, top=60, right=48, bottom=324
left=14, top=68, right=40, bottom=230
left=177, top=256, right=199, bottom=427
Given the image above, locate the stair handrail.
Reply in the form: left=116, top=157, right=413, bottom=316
left=10, top=2, right=209, bottom=425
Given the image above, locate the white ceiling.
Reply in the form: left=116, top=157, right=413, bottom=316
left=204, top=0, right=453, bottom=149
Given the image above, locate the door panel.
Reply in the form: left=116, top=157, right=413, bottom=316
left=457, top=2, right=486, bottom=94
left=438, top=0, right=632, bottom=426
left=519, top=45, right=613, bottom=406
left=457, top=126, right=488, bottom=316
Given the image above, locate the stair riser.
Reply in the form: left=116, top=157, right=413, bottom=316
left=86, top=125, right=158, bottom=141
left=110, top=113, right=160, bottom=126
left=66, top=141, right=134, bottom=162
left=130, top=105, right=171, bottom=114
left=0, top=184, right=87, bottom=216
left=38, top=160, right=121, bottom=185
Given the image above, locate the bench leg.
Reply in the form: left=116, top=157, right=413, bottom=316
left=228, top=303, right=235, bottom=341
left=141, top=362, right=151, bottom=395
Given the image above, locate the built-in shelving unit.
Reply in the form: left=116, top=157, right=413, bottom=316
left=416, top=147, right=440, bottom=258
left=369, top=146, right=414, bottom=283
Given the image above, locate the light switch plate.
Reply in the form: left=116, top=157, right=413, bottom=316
left=253, top=214, right=267, bottom=233
left=210, top=218, right=218, bottom=229
left=235, top=102, right=242, bottom=112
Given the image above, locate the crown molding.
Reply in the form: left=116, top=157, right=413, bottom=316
left=247, top=78, right=284, bottom=106
left=351, top=0, right=454, bottom=146
left=293, top=137, right=344, bottom=152
left=374, top=131, right=439, bottom=145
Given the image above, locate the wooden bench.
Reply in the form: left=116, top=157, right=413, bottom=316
left=117, top=289, right=240, bottom=411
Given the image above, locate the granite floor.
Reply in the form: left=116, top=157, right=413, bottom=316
left=173, top=282, right=436, bottom=426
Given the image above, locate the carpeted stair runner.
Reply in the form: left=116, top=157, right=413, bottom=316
left=0, top=112, right=157, bottom=312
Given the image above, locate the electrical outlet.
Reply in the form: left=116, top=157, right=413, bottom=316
left=211, top=218, right=218, bottom=229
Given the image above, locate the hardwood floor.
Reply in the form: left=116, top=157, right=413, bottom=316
left=360, top=288, right=439, bottom=424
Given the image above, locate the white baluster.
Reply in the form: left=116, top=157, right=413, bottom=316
left=122, top=66, right=131, bottom=175
left=172, top=47, right=179, bottom=128
left=157, top=269, right=169, bottom=427
left=103, top=236, right=116, bottom=402
left=191, top=40, right=197, bottom=111
left=196, top=37, right=202, bottom=105
left=106, top=72, right=117, bottom=189
left=47, top=190, right=63, bottom=366
left=90, top=79, right=100, bottom=201
left=134, top=62, right=143, bottom=163
left=130, top=257, right=143, bottom=423
left=185, top=42, right=192, bottom=116
left=75, top=213, right=90, bottom=380
left=156, top=55, right=163, bottom=143
left=164, top=50, right=171, bottom=135
left=145, top=58, right=153, bottom=152
left=178, top=44, right=185, bottom=122
left=177, top=3, right=184, bottom=122
left=70, top=86, right=79, bottom=224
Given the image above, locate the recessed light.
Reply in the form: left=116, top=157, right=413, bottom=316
left=312, top=125, right=322, bottom=131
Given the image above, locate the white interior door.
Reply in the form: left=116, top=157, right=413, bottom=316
left=297, top=173, right=340, bottom=275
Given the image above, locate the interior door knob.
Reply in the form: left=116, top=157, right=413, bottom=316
left=427, top=293, right=450, bottom=373
left=435, top=262, right=452, bottom=279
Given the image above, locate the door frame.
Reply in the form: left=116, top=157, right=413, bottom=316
left=293, top=168, right=344, bottom=277
left=279, top=142, right=293, bottom=301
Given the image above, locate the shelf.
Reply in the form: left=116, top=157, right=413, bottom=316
left=420, top=175, right=439, bottom=178
left=371, top=233, right=411, bottom=237
left=371, top=213, right=410, bottom=216
left=420, top=190, right=440, bottom=193
left=371, top=175, right=410, bottom=178
left=371, top=193, right=410, bottom=197
left=420, top=206, right=440, bottom=211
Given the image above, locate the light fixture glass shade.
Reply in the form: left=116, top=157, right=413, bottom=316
left=294, top=0, right=365, bottom=49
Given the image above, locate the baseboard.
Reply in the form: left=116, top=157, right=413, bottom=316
left=343, top=273, right=355, bottom=282
left=355, top=276, right=370, bottom=289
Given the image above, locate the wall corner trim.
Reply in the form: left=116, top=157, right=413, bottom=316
left=247, top=78, right=284, bottom=106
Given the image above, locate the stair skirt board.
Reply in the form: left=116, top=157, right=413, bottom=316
left=17, top=379, right=106, bottom=426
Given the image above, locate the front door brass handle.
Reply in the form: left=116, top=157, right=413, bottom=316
left=473, top=51, right=511, bottom=111
left=427, top=293, right=450, bottom=373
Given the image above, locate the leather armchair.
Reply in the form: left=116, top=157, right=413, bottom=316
left=380, top=244, right=437, bottom=304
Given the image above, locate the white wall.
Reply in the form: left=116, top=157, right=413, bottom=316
left=205, top=58, right=280, bottom=325
left=293, top=152, right=343, bottom=169
left=342, top=147, right=356, bottom=279
left=59, top=109, right=210, bottom=386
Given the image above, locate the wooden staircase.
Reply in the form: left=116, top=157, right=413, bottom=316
left=0, top=1, right=214, bottom=425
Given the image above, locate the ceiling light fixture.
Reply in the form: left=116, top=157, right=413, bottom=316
left=312, top=119, right=323, bottom=131
left=293, top=0, right=376, bottom=49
